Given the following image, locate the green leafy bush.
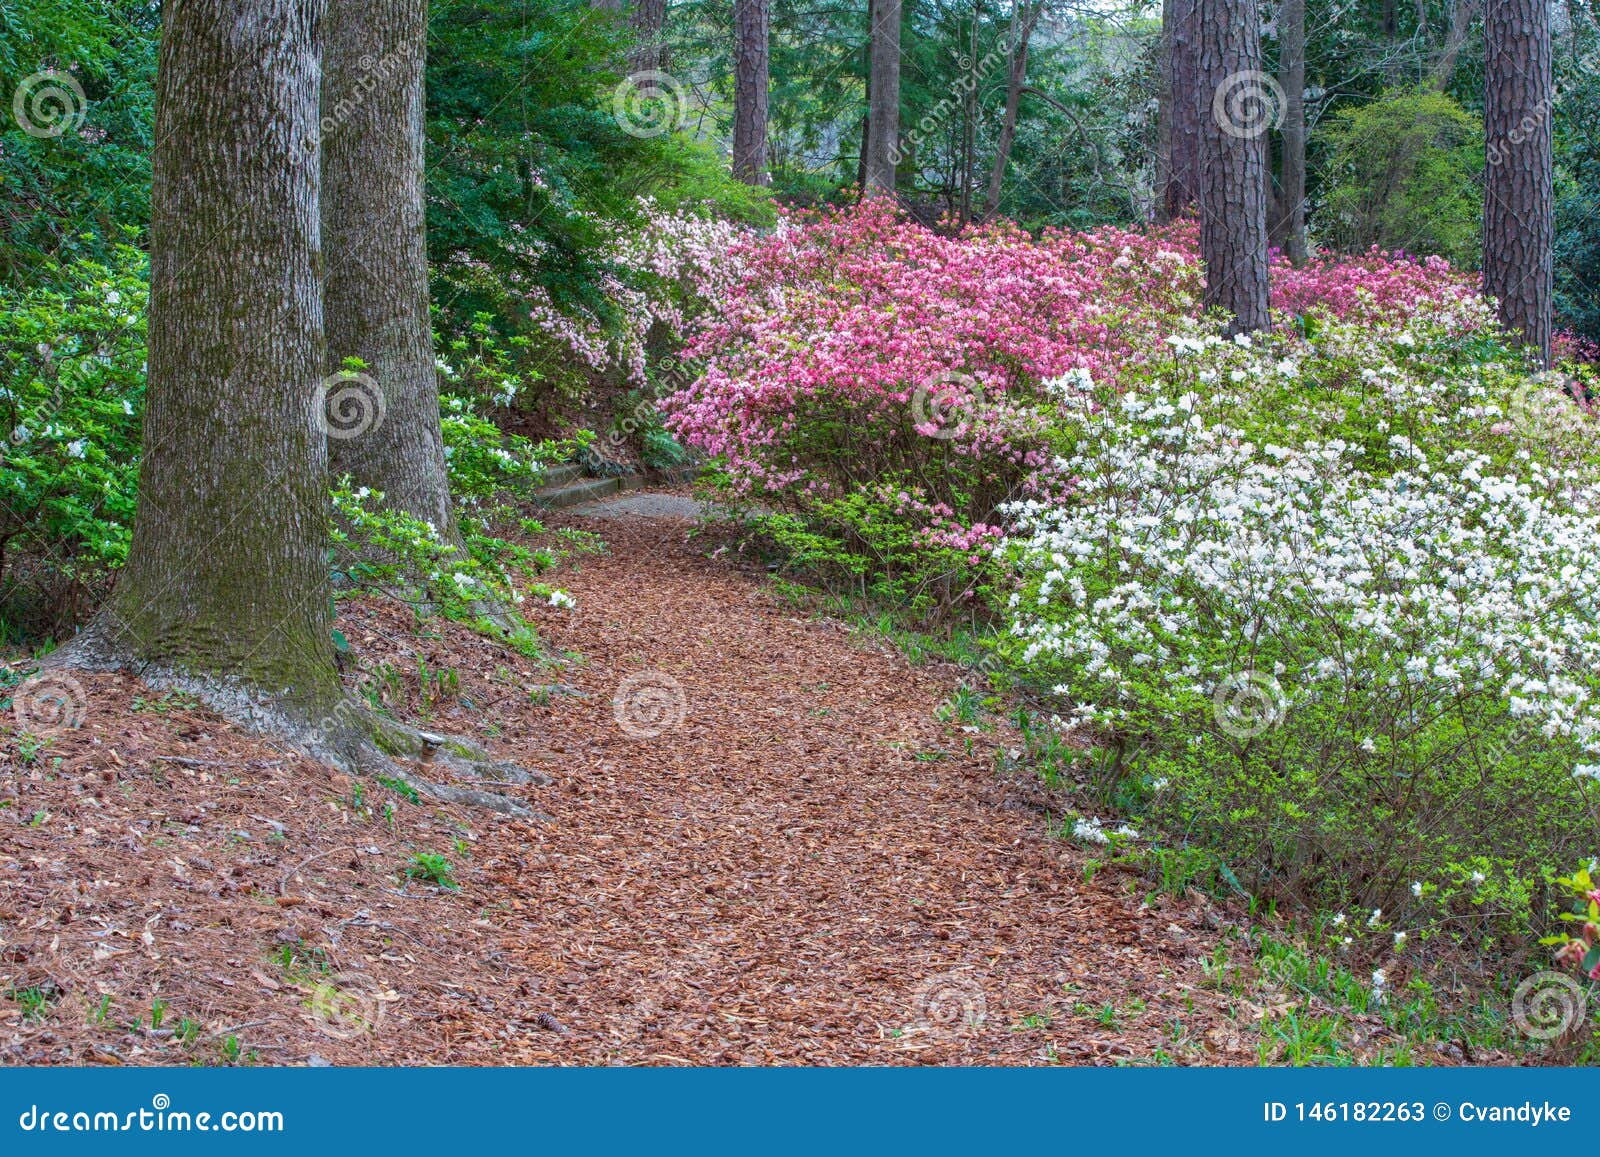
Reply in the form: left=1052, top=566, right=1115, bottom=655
left=1317, top=90, right=1485, bottom=269
left=0, top=247, right=145, bottom=639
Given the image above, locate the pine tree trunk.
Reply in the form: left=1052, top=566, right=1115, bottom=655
left=982, top=1, right=1043, bottom=221
left=863, top=0, right=901, bottom=195
left=1271, top=0, right=1308, bottom=265
left=70, top=0, right=341, bottom=717
left=1198, top=0, right=1272, bottom=333
left=732, top=0, right=770, bottom=185
left=322, top=0, right=458, bottom=537
left=1483, top=0, right=1554, bottom=364
left=631, top=0, right=668, bottom=73
left=1159, top=0, right=1203, bottom=221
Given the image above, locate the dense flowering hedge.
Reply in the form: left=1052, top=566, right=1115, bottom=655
left=667, top=200, right=1600, bottom=953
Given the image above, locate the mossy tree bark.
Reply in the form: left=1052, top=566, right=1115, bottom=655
left=322, top=0, right=459, bottom=538
left=1198, top=0, right=1272, bottom=334
left=55, top=0, right=546, bottom=816
left=1483, top=0, right=1554, bottom=366
left=66, top=0, right=341, bottom=721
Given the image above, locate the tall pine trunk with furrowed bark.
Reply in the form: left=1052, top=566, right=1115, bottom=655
left=1198, top=0, right=1271, bottom=333
left=1483, top=0, right=1554, bottom=365
left=1271, top=0, right=1307, bottom=265
left=1158, top=0, right=1202, bottom=221
left=322, top=0, right=459, bottom=538
left=64, top=0, right=342, bottom=722
left=733, top=0, right=770, bottom=185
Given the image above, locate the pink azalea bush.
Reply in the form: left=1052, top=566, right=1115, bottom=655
left=662, top=200, right=1502, bottom=611
left=526, top=197, right=746, bottom=389
left=1269, top=245, right=1487, bottom=330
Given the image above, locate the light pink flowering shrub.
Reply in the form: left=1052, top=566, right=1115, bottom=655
left=663, top=199, right=1203, bottom=599
left=663, top=201, right=1496, bottom=611
left=1270, top=246, right=1487, bottom=331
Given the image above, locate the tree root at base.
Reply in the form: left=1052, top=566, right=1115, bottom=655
left=45, top=642, right=553, bottom=820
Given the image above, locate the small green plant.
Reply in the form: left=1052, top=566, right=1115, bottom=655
left=375, top=774, right=420, bottom=805
left=7, top=984, right=54, bottom=1023
left=404, top=852, right=460, bottom=891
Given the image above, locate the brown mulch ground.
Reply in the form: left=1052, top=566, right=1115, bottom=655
left=1, top=499, right=1384, bottom=1066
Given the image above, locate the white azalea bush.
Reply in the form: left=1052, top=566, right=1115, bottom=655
left=999, top=315, right=1600, bottom=945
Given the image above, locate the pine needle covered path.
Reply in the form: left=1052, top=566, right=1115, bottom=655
left=0, top=495, right=1253, bottom=1066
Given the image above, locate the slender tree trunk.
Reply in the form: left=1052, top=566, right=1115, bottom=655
left=1483, top=0, right=1554, bottom=364
left=1271, top=0, right=1308, bottom=264
left=959, top=6, right=983, bottom=224
left=983, top=1, right=1044, bottom=220
left=323, top=0, right=458, bottom=539
left=65, top=0, right=340, bottom=720
left=1198, top=0, right=1272, bottom=332
left=631, top=0, right=668, bottom=73
left=863, top=0, right=901, bottom=195
left=1431, top=0, right=1483, bottom=89
left=733, top=0, right=770, bottom=185
left=1159, top=0, right=1202, bottom=220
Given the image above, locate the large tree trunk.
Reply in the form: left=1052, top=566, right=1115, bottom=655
left=1198, top=0, right=1272, bottom=332
left=1158, top=0, right=1203, bottom=220
left=63, top=0, right=341, bottom=723
left=631, top=0, right=668, bottom=73
left=1270, top=0, right=1307, bottom=265
left=863, top=0, right=901, bottom=195
left=982, top=1, right=1044, bottom=221
left=1483, top=0, right=1554, bottom=364
left=323, top=0, right=458, bottom=538
left=732, top=0, right=770, bottom=185
left=54, top=0, right=545, bottom=814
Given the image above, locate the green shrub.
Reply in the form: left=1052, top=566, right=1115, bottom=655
left=0, top=247, right=146, bottom=639
left=1317, top=90, right=1484, bottom=269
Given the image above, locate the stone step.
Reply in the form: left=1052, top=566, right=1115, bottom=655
left=533, top=476, right=621, bottom=509
left=540, top=462, right=585, bottom=488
